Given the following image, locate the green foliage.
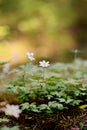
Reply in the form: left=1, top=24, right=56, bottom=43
left=0, top=126, right=19, bottom=130
left=79, top=122, right=87, bottom=130
left=0, top=118, right=9, bottom=123
left=79, top=104, right=87, bottom=110
left=6, top=59, right=87, bottom=114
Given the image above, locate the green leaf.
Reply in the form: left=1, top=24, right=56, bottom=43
left=0, top=118, right=9, bottom=123
left=46, top=94, right=53, bottom=100
left=38, top=104, right=50, bottom=110
left=21, top=102, right=30, bottom=110
left=71, top=100, right=82, bottom=106
left=66, top=99, right=74, bottom=104
left=79, top=104, right=87, bottom=109
left=57, top=103, right=64, bottom=110
left=58, top=98, right=66, bottom=103
left=48, top=101, right=64, bottom=110
left=31, top=108, right=40, bottom=113
left=0, top=126, right=19, bottom=130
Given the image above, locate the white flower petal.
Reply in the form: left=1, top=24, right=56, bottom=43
left=39, top=60, right=50, bottom=67
left=4, top=104, right=21, bottom=118
left=26, top=52, right=35, bottom=61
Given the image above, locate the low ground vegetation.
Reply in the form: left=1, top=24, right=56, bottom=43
left=0, top=52, right=87, bottom=130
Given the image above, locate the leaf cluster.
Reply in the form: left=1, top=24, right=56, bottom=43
left=6, top=59, right=87, bottom=113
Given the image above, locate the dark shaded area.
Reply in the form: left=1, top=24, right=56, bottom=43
left=0, top=107, right=87, bottom=130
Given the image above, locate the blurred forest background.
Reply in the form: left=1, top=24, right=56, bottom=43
left=0, top=0, right=87, bottom=63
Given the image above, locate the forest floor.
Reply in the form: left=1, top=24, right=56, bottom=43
left=0, top=106, right=87, bottom=130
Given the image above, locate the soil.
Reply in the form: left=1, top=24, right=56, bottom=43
left=0, top=106, right=87, bottom=130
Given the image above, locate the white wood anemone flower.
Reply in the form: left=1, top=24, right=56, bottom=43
left=26, top=52, right=35, bottom=61
left=4, top=104, right=21, bottom=118
left=39, top=60, right=50, bottom=67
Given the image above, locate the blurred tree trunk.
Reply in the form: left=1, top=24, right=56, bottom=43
left=71, top=0, right=87, bottom=50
